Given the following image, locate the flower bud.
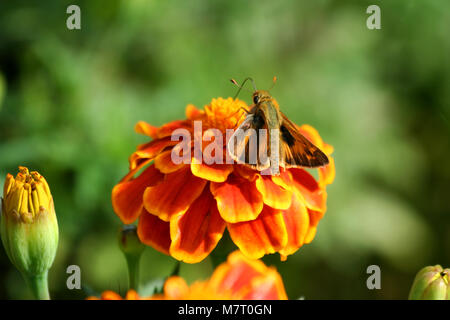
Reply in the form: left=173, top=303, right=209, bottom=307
left=118, top=225, right=145, bottom=290
left=1, top=167, right=59, bottom=278
left=118, top=225, right=145, bottom=256
left=408, top=265, right=449, bottom=300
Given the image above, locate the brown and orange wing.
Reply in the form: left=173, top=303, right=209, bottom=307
left=280, top=112, right=329, bottom=168
left=227, top=112, right=271, bottom=171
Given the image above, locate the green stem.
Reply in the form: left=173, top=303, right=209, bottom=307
left=24, top=272, right=50, bottom=300
left=125, top=255, right=141, bottom=291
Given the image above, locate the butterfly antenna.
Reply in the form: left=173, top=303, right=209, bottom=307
left=269, top=76, right=277, bottom=90
left=230, top=77, right=257, bottom=99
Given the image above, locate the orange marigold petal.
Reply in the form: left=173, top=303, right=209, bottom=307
left=134, top=121, right=158, bottom=138
left=210, top=175, right=263, bottom=223
left=163, top=276, right=190, bottom=299
left=208, top=251, right=266, bottom=294
left=191, top=162, right=233, bottom=183
left=308, top=208, right=325, bottom=227
left=170, top=188, right=226, bottom=263
left=100, top=291, right=124, bottom=300
left=137, top=208, right=171, bottom=255
left=208, top=251, right=287, bottom=300
left=271, top=168, right=293, bottom=189
left=240, top=271, right=288, bottom=300
left=227, top=206, right=288, bottom=259
left=130, top=137, right=177, bottom=171
left=143, top=166, right=207, bottom=221
left=279, top=195, right=310, bottom=260
left=322, top=142, right=334, bottom=155
left=255, top=174, right=292, bottom=210
left=319, top=156, right=335, bottom=187
left=156, top=120, right=192, bottom=139
left=186, top=104, right=205, bottom=120
left=112, top=165, right=164, bottom=224
left=234, top=165, right=258, bottom=181
left=154, top=149, right=185, bottom=174
left=124, top=290, right=141, bottom=300
left=289, top=168, right=327, bottom=212
left=304, top=226, right=317, bottom=244
left=303, top=209, right=324, bottom=245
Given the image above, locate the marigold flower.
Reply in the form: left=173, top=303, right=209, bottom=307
left=112, top=97, right=335, bottom=263
left=87, top=289, right=143, bottom=300
left=159, top=250, right=287, bottom=300
left=88, top=251, right=287, bottom=300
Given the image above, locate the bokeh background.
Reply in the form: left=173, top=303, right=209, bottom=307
left=0, top=0, right=449, bottom=299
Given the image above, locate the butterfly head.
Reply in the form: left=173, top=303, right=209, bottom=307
left=252, top=90, right=272, bottom=104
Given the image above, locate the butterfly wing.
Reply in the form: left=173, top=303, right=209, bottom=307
left=227, top=112, right=271, bottom=170
left=280, top=112, right=329, bottom=168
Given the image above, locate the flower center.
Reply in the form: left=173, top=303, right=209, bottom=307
left=203, top=97, right=249, bottom=132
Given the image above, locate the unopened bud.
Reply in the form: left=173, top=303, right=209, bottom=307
left=408, top=265, right=449, bottom=300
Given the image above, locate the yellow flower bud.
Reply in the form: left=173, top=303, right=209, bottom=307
left=1, top=167, right=59, bottom=299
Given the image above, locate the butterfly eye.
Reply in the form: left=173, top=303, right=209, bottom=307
left=253, top=95, right=260, bottom=104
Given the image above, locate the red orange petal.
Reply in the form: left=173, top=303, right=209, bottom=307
left=137, top=208, right=171, bottom=255
left=271, top=168, right=293, bottom=189
left=240, top=271, right=288, bottom=300
left=186, top=104, right=205, bottom=120
left=156, top=120, right=192, bottom=139
left=319, top=156, right=335, bottom=186
left=279, top=195, right=310, bottom=260
left=112, top=165, right=164, bottom=224
left=255, top=174, right=292, bottom=210
left=154, top=149, right=185, bottom=174
left=227, top=206, right=288, bottom=259
left=304, top=227, right=317, bottom=244
left=100, top=291, right=124, bottom=300
left=210, top=175, right=263, bottom=223
left=143, top=166, right=207, bottom=221
left=208, top=251, right=266, bottom=295
left=191, top=162, right=233, bottom=183
left=289, top=168, right=327, bottom=212
left=322, top=142, right=334, bottom=155
left=170, top=188, right=226, bottom=263
left=130, top=137, right=176, bottom=171
left=124, top=290, right=141, bottom=300
left=207, top=251, right=287, bottom=299
left=163, top=276, right=190, bottom=299
left=134, top=121, right=158, bottom=138
left=308, top=208, right=325, bottom=227
left=234, top=165, right=258, bottom=181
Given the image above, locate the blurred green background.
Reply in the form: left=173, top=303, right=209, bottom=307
left=0, top=0, right=449, bottom=299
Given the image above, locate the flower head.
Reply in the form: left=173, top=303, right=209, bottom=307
left=1, top=166, right=59, bottom=277
left=87, top=289, right=144, bottom=300
left=112, top=97, right=335, bottom=263
left=157, top=250, right=287, bottom=300
left=88, top=250, right=287, bottom=300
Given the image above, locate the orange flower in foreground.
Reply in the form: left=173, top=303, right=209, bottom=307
left=88, top=251, right=287, bottom=300
left=87, top=290, right=143, bottom=300
left=112, top=97, right=335, bottom=263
